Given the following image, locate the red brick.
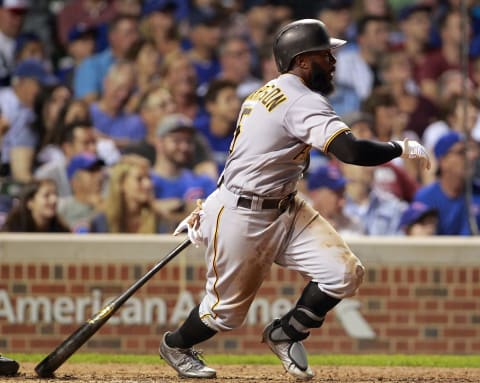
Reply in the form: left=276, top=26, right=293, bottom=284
left=425, top=300, right=438, bottom=310
left=414, top=341, right=448, bottom=353
left=453, top=315, right=468, bottom=324
left=30, top=338, right=65, bottom=349
left=454, top=342, right=467, bottom=353
left=394, top=269, right=402, bottom=283
left=458, top=269, right=467, bottom=283
left=107, top=265, right=116, bottom=280
left=444, top=301, right=477, bottom=310
left=14, top=264, right=22, bottom=278
left=27, top=265, right=36, bottom=279
left=473, top=269, right=479, bottom=283
left=171, top=266, right=180, bottom=280
left=444, top=328, right=476, bottom=337
left=11, top=339, right=26, bottom=349
left=31, top=284, right=66, bottom=294
left=473, top=288, right=480, bottom=297
left=397, top=287, right=410, bottom=297
left=446, top=269, right=454, bottom=283
left=419, top=268, right=428, bottom=283
left=358, top=286, right=391, bottom=296
left=386, top=300, right=419, bottom=310
left=40, top=264, right=49, bottom=279
left=71, top=284, right=85, bottom=294
left=380, top=268, right=388, bottom=283
left=395, top=341, right=410, bottom=353
left=0, top=265, right=9, bottom=279
left=454, top=288, right=467, bottom=297
left=414, top=314, right=448, bottom=324
left=125, top=338, right=140, bottom=349
left=386, top=328, right=419, bottom=337
left=81, top=265, right=90, bottom=279
left=94, top=265, right=102, bottom=279
left=120, top=265, right=129, bottom=279
left=68, top=265, right=76, bottom=279
left=3, top=324, right=36, bottom=333
left=407, top=268, right=415, bottom=283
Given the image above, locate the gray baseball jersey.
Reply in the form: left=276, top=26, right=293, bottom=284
left=222, top=73, right=350, bottom=197
left=197, top=73, right=364, bottom=332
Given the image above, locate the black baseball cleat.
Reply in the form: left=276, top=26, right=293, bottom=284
left=0, top=355, right=19, bottom=376
left=262, top=319, right=314, bottom=380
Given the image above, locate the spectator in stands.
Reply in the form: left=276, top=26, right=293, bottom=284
left=307, top=164, right=364, bottom=236
left=2, top=178, right=70, bottom=232
left=417, top=9, right=473, bottom=103
left=414, top=131, right=480, bottom=235
left=73, top=14, right=140, bottom=102
left=379, top=50, right=439, bottom=140
left=257, top=40, right=278, bottom=83
left=161, top=51, right=203, bottom=123
left=393, top=4, right=433, bottom=86
left=36, top=98, right=92, bottom=165
left=186, top=9, right=222, bottom=91
left=90, top=154, right=162, bottom=233
left=315, top=0, right=353, bottom=42
left=196, top=79, right=240, bottom=176
left=0, top=0, right=30, bottom=86
left=56, top=0, right=116, bottom=50
left=89, top=61, right=146, bottom=149
left=58, top=153, right=105, bottom=233
left=341, top=163, right=408, bottom=235
left=423, top=95, right=480, bottom=153
left=151, top=114, right=216, bottom=231
left=13, top=32, right=45, bottom=63
left=131, top=85, right=176, bottom=165
left=34, top=120, right=97, bottom=197
left=216, top=35, right=262, bottom=100
left=140, top=0, right=180, bottom=57
left=399, top=201, right=438, bottom=236
left=0, top=59, right=58, bottom=183
left=335, top=15, right=391, bottom=101
left=32, top=83, right=72, bottom=165
left=56, top=23, right=97, bottom=88
left=113, top=0, right=142, bottom=17
left=124, top=38, right=162, bottom=113
left=130, top=85, right=216, bottom=177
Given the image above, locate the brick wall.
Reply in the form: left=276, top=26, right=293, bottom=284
left=1, top=234, right=479, bottom=355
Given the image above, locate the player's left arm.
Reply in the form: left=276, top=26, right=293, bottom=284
left=327, top=131, right=430, bottom=169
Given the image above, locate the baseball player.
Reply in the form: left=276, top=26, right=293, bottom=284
left=159, top=19, right=430, bottom=380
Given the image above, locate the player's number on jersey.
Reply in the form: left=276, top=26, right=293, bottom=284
left=229, top=107, right=252, bottom=154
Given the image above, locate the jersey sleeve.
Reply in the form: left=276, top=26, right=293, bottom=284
left=283, top=93, right=350, bottom=153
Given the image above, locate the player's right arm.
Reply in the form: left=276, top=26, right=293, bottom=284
left=327, top=131, right=430, bottom=169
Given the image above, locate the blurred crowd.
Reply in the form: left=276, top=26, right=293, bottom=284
left=0, top=0, right=480, bottom=236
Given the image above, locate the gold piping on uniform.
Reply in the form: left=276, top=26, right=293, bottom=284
left=323, top=126, right=351, bottom=153
left=201, top=206, right=224, bottom=321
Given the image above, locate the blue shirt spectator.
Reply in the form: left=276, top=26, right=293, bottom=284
left=151, top=169, right=216, bottom=201
left=90, top=103, right=146, bottom=142
left=414, top=131, right=480, bottom=235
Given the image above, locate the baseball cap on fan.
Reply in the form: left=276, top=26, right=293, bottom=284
left=156, top=114, right=196, bottom=137
left=307, top=165, right=346, bottom=191
left=0, top=0, right=30, bottom=10
left=67, top=153, right=105, bottom=181
left=12, top=59, right=59, bottom=86
left=399, top=202, right=437, bottom=229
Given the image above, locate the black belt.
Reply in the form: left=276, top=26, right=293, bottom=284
left=237, top=193, right=296, bottom=210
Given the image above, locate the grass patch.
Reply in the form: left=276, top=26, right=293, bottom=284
left=10, top=354, right=480, bottom=368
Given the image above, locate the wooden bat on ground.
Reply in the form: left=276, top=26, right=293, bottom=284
left=35, top=239, right=191, bottom=378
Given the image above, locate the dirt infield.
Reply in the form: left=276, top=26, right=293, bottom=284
left=2, top=363, right=480, bottom=383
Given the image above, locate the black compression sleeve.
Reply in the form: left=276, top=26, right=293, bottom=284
left=327, top=131, right=403, bottom=166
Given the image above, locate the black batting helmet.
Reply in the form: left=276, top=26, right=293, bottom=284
left=273, top=19, right=347, bottom=73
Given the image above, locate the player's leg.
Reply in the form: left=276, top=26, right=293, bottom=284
left=264, top=199, right=364, bottom=380
left=160, top=188, right=287, bottom=378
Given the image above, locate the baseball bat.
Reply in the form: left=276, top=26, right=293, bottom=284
left=35, top=238, right=191, bottom=378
